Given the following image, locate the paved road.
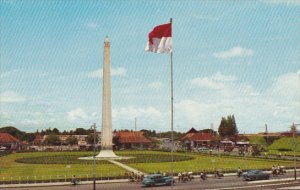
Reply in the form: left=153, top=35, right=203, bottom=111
left=2, top=173, right=299, bottom=190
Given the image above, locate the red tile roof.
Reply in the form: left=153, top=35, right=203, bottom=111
left=116, top=131, right=151, bottom=144
left=186, top=128, right=198, bottom=134
left=34, top=134, right=43, bottom=140
left=0, top=132, right=20, bottom=143
left=180, top=132, right=216, bottom=142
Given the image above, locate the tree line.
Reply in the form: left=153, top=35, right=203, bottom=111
left=1, top=114, right=240, bottom=145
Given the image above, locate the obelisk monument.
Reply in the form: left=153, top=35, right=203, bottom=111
left=96, top=36, right=118, bottom=158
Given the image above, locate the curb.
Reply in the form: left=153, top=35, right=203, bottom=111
left=0, top=169, right=299, bottom=189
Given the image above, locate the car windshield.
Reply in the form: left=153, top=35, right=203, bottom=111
left=248, top=170, right=260, bottom=174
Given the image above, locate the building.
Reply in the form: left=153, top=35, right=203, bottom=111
left=33, top=134, right=44, bottom=145
left=220, top=135, right=250, bottom=147
left=179, top=128, right=217, bottom=150
left=114, top=131, right=151, bottom=149
left=0, top=132, right=21, bottom=151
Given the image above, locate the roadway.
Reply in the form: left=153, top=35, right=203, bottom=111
left=2, top=172, right=299, bottom=190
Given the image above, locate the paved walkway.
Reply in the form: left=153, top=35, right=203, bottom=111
left=108, top=160, right=146, bottom=174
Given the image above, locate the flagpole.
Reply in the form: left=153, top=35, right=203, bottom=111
left=169, top=17, right=174, bottom=189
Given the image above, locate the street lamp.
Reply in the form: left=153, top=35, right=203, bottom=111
left=92, top=123, right=97, bottom=190
left=292, top=123, right=299, bottom=181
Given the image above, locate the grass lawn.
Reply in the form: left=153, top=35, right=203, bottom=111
left=266, top=149, right=300, bottom=157
left=0, top=152, right=125, bottom=182
left=267, top=137, right=300, bottom=152
left=0, top=150, right=298, bottom=182
left=122, top=151, right=299, bottom=174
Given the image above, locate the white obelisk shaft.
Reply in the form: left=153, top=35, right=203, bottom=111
left=101, top=36, right=113, bottom=150
left=97, top=36, right=118, bottom=158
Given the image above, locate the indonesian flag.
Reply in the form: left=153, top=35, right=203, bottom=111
left=145, top=23, right=172, bottom=53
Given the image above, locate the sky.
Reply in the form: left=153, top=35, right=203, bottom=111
left=1, top=0, right=299, bottom=133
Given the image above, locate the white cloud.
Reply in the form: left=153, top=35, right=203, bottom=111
left=87, top=22, right=97, bottom=29
left=297, top=70, right=300, bottom=75
left=0, top=91, right=25, bottom=103
left=177, top=71, right=299, bottom=133
left=149, top=82, right=163, bottom=89
left=261, top=0, right=300, bottom=6
left=192, top=77, right=225, bottom=90
left=67, top=108, right=88, bottom=121
left=212, top=72, right=237, bottom=82
left=191, top=72, right=236, bottom=90
left=87, top=67, right=127, bottom=78
left=213, top=47, right=254, bottom=59
left=267, top=72, right=299, bottom=101
left=21, top=119, right=41, bottom=125
left=0, top=70, right=18, bottom=79
left=113, top=106, right=162, bottom=119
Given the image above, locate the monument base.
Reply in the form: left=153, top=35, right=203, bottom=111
left=78, top=149, right=133, bottom=160
left=96, top=149, right=118, bottom=158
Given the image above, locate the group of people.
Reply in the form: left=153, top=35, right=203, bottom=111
left=177, top=171, right=194, bottom=182
left=213, top=168, right=224, bottom=178
left=125, top=171, right=144, bottom=182
left=200, top=170, right=207, bottom=180
left=71, top=175, right=80, bottom=185
left=271, top=165, right=285, bottom=176
left=237, top=167, right=243, bottom=177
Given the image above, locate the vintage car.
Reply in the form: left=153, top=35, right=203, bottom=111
left=242, top=170, right=270, bottom=181
left=142, top=174, right=175, bottom=187
left=197, top=147, right=211, bottom=153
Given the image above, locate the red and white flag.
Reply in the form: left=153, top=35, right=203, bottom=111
left=145, top=23, right=172, bottom=53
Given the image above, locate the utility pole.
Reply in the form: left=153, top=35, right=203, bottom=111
left=292, top=123, right=298, bottom=180
left=265, top=124, right=268, bottom=145
left=135, top=117, right=137, bottom=131
left=92, top=123, right=97, bottom=190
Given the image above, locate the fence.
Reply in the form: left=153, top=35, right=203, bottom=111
left=0, top=172, right=128, bottom=185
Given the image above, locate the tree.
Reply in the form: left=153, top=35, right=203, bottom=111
left=75, top=128, right=89, bottom=135
left=140, top=129, right=156, bottom=138
left=44, top=134, right=61, bottom=145
left=218, top=115, right=238, bottom=137
left=218, top=117, right=227, bottom=137
left=199, top=129, right=217, bottom=136
left=85, top=134, right=99, bottom=145
left=52, top=128, right=60, bottom=135
left=66, top=136, right=78, bottom=145
left=231, top=115, right=238, bottom=135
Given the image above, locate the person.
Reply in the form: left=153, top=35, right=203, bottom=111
left=140, top=172, right=144, bottom=181
left=237, top=167, right=243, bottom=177
left=213, top=168, right=217, bottom=178
left=178, top=172, right=182, bottom=183
left=71, top=175, right=78, bottom=185
left=277, top=165, right=284, bottom=175
left=216, top=169, right=223, bottom=178
left=200, top=170, right=207, bottom=180
left=182, top=171, right=188, bottom=182
left=272, top=166, right=277, bottom=176
left=188, top=171, right=193, bottom=181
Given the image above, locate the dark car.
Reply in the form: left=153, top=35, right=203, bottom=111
left=142, top=174, right=175, bottom=187
left=242, top=170, right=270, bottom=181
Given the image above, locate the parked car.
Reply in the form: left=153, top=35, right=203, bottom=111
left=197, top=147, right=210, bottom=153
left=242, top=170, right=270, bottom=181
left=0, top=147, right=6, bottom=152
left=142, top=174, right=175, bottom=187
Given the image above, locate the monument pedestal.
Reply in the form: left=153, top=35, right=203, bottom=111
left=96, top=149, right=118, bottom=158
left=79, top=149, right=133, bottom=160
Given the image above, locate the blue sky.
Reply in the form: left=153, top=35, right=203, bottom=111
left=1, top=0, right=299, bottom=133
